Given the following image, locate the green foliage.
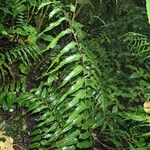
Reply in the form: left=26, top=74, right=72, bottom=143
left=0, top=0, right=101, bottom=149
left=83, top=1, right=150, bottom=147
left=0, top=0, right=150, bottom=149
left=0, top=76, right=26, bottom=111
left=146, top=0, right=150, bottom=24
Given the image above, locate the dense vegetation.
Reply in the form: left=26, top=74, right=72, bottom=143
left=0, top=0, right=150, bottom=149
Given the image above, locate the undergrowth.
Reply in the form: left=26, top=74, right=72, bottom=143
left=0, top=0, right=150, bottom=149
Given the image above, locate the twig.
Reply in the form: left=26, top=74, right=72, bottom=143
left=13, top=144, right=25, bottom=150
left=38, top=5, right=50, bottom=31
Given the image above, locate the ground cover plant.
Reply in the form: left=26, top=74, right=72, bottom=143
left=0, top=0, right=150, bottom=149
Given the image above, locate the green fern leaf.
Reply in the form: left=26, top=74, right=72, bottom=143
left=146, top=0, right=150, bottom=24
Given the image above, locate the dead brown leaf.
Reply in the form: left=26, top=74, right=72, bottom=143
left=0, top=131, right=14, bottom=150
left=144, top=101, right=150, bottom=114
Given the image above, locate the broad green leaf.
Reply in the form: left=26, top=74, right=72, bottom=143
left=51, top=54, right=81, bottom=73
left=60, top=65, right=83, bottom=87
left=66, top=90, right=86, bottom=110
left=39, top=17, right=66, bottom=37
left=126, top=113, right=150, bottom=122
left=60, top=41, right=77, bottom=55
left=0, top=93, right=6, bottom=105
left=44, top=122, right=58, bottom=133
left=127, top=65, right=138, bottom=71
left=27, top=0, right=36, bottom=6
left=79, top=131, right=91, bottom=140
left=47, top=75, right=57, bottom=84
left=15, top=27, right=28, bottom=36
left=141, top=132, right=150, bottom=137
left=51, top=130, right=80, bottom=148
left=146, top=0, right=150, bottom=24
left=21, top=77, right=26, bottom=92
left=38, top=2, right=53, bottom=11
left=48, top=41, right=77, bottom=69
left=130, top=72, right=141, bottom=79
left=32, top=105, right=48, bottom=114
left=56, top=146, right=76, bottom=150
left=37, top=116, right=55, bottom=127
left=49, top=8, right=61, bottom=19
left=46, top=28, right=72, bottom=49
left=41, top=88, right=47, bottom=98
left=6, top=93, right=16, bottom=107
left=4, top=84, right=9, bottom=92
left=66, top=102, right=89, bottom=125
left=40, top=34, right=53, bottom=42
left=38, top=111, right=51, bottom=121
left=31, top=134, right=42, bottom=142
left=68, top=4, right=75, bottom=12
left=13, top=4, right=26, bottom=17
left=2, top=101, right=10, bottom=111
left=70, top=113, right=84, bottom=126
left=52, top=137, right=78, bottom=148
left=55, top=78, right=84, bottom=107
left=23, top=25, right=37, bottom=34
left=77, top=141, right=93, bottom=148
left=17, top=94, right=34, bottom=106
left=82, top=117, right=94, bottom=130
left=43, top=133, right=53, bottom=139
left=19, top=64, right=28, bottom=74
left=72, top=21, right=84, bottom=38
left=29, top=101, right=43, bottom=111
left=28, top=142, right=40, bottom=149
left=28, top=34, right=37, bottom=44
left=5, top=52, right=12, bottom=64
left=47, top=128, right=62, bottom=143
left=60, top=124, right=72, bottom=135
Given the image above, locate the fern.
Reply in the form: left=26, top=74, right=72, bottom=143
left=0, top=53, right=14, bottom=83
left=123, top=32, right=150, bottom=60
left=14, top=2, right=102, bottom=149
left=121, top=32, right=150, bottom=148
left=18, top=44, right=99, bottom=149
left=7, top=44, right=42, bottom=67
left=0, top=76, right=26, bottom=111
left=2, top=0, right=150, bottom=149
left=0, top=44, right=42, bottom=84
left=17, top=42, right=101, bottom=150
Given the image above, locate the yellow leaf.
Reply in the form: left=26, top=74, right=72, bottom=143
left=144, top=101, right=150, bottom=114
left=0, top=131, right=14, bottom=150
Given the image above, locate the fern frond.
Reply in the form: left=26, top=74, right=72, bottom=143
left=16, top=41, right=101, bottom=149
left=123, top=32, right=150, bottom=60
left=0, top=76, right=26, bottom=110
left=6, top=44, right=42, bottom=67
left=0, top=1, right=102, bottom=149
left=0, top=43, right=42, bottom=86
left=0, top=53, right=14, bottom=83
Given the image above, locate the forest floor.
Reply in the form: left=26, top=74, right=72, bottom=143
left=0, top=108, right=109, bottom=150
left=0, top=108, right=36, bottom=150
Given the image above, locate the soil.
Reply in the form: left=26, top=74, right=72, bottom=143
left=0, top=108, right=36, bottom=150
